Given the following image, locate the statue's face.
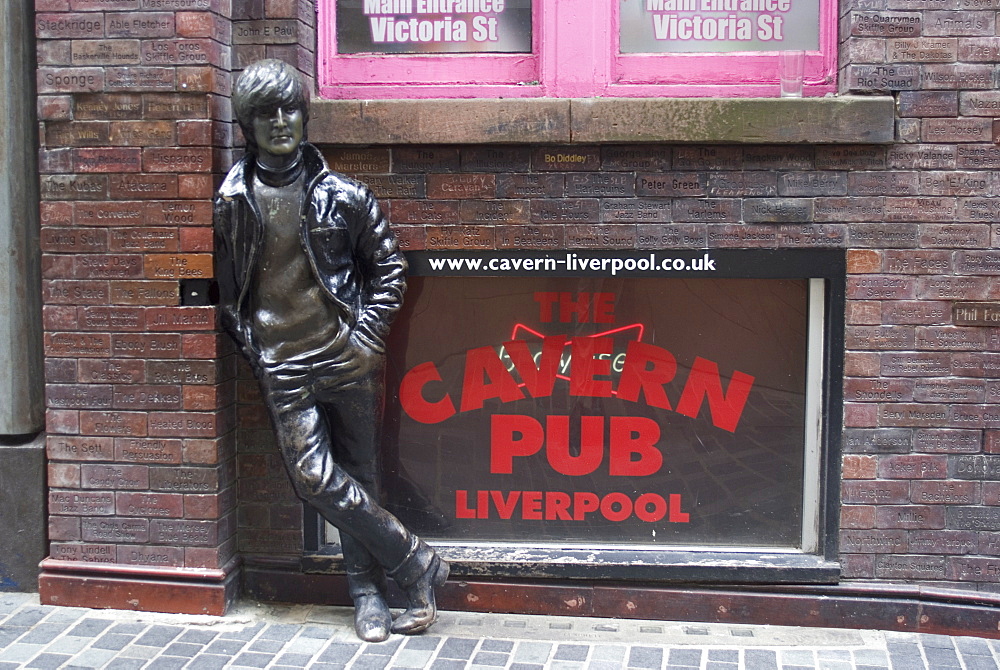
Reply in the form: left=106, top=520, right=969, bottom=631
left=252, top=105, right=303, bottom=159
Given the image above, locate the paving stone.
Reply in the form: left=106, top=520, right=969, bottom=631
left=550, top=661, right=585, bottom=670
left=67, top=620, right=114, bottom=638
left=510, top=663, right=545, bottom=670
left=231, top=650, right=274, bottom=667
left=26, top=652, right=73, bottom=669
left=854, top=649, right=889, bottom=665
left=134, top=625, right=182, bottom=646
left=20, top=623, right=67, bottom=645
left=248, top=637, right=286, bottom=653
left=92, top=633, right=136, bottom=651
left=177, top=629, right=218, bottom=645
left=706, top=662, right=738, bottom=670
left=0, top=643, right=45, bottom=663
left=817, top=660, right=852, bottom=670
left=923, top=645, right=960, bottom=667
left=514, top=641, right=552, bottom=663
left=5, top=610, right=49, bottom=628
left=259, top=624, right=300, bottom=641
left=957, top=638, right=994, bottom=656
left=351, top=654, right=391, bottom=670
left=108, top=623, right=147, bottom=635
left=276, top=652, right=317, bottom=666
left=781, top=649, right=816, bottom=665
left=668, top=648, right=702, bottom=666
left=161, top=642, right=203, bottom=658
left=482, top=639, right=514, bottom=653
left=204, top=638, right=249, bottom=655
left=709, top=649, right=739, bottom=662
left=744, top=649, right=778, bottom=670
left=555, top=644, right=589, bottom=661
left=316, top=641, right=362, bottom=663
left=360, top=638, right=401, bottom=655
left=144, top=657, right=187, bottom=670
left=405, top=635, right=442, bottom=651
left=104, top=659, right=146, bottom=670
left=438, top=638, right=478, bottom=660
left=64, top=647, right=117, bottom=668
left=183, top=654, right=229, bottom=669
left=587, top=662, right=625, bottom=670
left=47, top=636, right=90, bottom=655
left=395, top=649, right=435, bottom=667
left=627, top=646, right=663, bottom=669
left=963, top=656, right=1000, bottom=670
left=472, top=651, right=510, bottom=666
left=430, top=660, right=470, bottom=670
left=220, top=622, right=266, bottom=641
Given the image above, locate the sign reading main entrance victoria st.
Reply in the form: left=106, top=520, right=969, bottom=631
left=308, top=250, right=845, bottom=582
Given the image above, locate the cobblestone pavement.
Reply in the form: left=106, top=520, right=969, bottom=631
left=1, top=591, right=999, bottom=669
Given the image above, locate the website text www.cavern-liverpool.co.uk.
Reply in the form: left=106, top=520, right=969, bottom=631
left=426, top=252, right=718, bottom=276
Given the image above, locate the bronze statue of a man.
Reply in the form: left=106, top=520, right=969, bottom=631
left=214, top=59, right=448, bottom=642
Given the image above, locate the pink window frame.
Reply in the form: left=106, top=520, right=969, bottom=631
left=317, top=0, right=838, bottom=99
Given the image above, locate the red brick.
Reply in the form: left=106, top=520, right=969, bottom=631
left=179, top=227, right=213, bottom=252
left=182, top=333, right=230, bottom=359
left=105, top=12, right=174, bottom=38
left=175, top=11, right=214, bottom=37
left=844, top=352, right=880, bottom=377
left=843, top=454, right=878, bottom=479
left=843, top=480, right=910, bottom=504
left=78, top=306, right=145, bottom=331
left=112, top=333, right=182, bottom=358
left=146, top=306, right=215, bottom=331
left=80, top=463, right=150, bottom=489
left=845, top=403, right=878, bottom=427
left=177, top=120, right=213, bottom=145
left=74, top=148, right=142, bottom=173
left=178, top=173, right=214, bottom=198
left=40, top=202, right=74, bottom=226
left=914, top=481, right=979, bottom=505
left=79, top=411, right=148, bottom=438
left=183, top=437, right=226, bottom=465
left=109, top=174, right=178, bottom=200
left=43, top=305, right=78, bottom=330
left=49, top=462, right=81, bottom=488
left=847, top=301, right=882, bottom=325
left=115, top=437, right=183, bottom=464
left=78, top=359, right=145, bottom=384
left=876, top=505, right=946, bottom=529
left=143, top=147, right=212, bottom=173
left=49, top=516, right=81, bottom=541
left=427, top=174, right=496, bottom=199
left=116, top=491, right=183, bottom=517
left=841, top=505, right=876, bottom=529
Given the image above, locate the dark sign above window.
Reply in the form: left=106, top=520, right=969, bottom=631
left=336, top=0, right=533, bottom=54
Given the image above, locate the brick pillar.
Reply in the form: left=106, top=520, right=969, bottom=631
left=35, top=0, right=240, bottom=614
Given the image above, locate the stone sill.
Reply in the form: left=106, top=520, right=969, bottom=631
left=310, top=96, right=896, bottom=146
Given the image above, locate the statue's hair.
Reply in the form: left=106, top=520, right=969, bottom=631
left=232, top=59, right=309, bottom=152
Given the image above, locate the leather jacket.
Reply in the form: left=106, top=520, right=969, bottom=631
left=213, top=142, right=406, bottom=359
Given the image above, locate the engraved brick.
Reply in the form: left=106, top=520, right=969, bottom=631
left=950, top=557, right=1000, bottom=581
left=45, top=333, right=111, bottom=358
left=149, top=518, right=218, bottom=546
left=427, top=174, right=495, bottom=199
left=840, top=529, right=908, bottom=553
left=149, top=466, right=218, bottom=493
left=143, top=93, right=209, bottom=120
left=146, top=200, right=212, bottom=226
left=851, top=12, right=921, bottom=37
left=921, top=170, right=994, bottom=195
left=915, top=326, right=986, bottom=350
left=142, top=39, right=224, bottom=67
left=46, top=359, right=79, bottom=384
left=421, top=226, right=490, bottom=250
left=565, top=225, right=636, bottom=249
left=848, top=63, right=920, bottom=91
left=910, top=530, right=977, bottom=555
left=143, top=147, right=212, bottom=173
left=45, top=280, right=111, bottom=306
left=113, top=384, right=182, bottom=410
left=883, top=250, right=951, bottom=275
left=40, top=175, right=108, bottom=201
left=567, top=173, right=635, bottom=198
left=956, top=144, right=1000, bottom=168
left=38, top=96, right=73, bottom=121
left=815, top=197, right=884, bottom=222
left=949, top=506, right=1000, bottom=530
left=849, top=252, right=883, bottom=276
left=109, top=120, right=175, bottom=146
left=461, top=147, right=530, bottom=173
left=50, top=542, right=118, bottom=562
left=109, top=174, right=178, bottom=200
left=73, top=0, right=140, bottom=9
left=636, top=173, right=706, bottom=197
left=924, top=11, right=994, bottom=36
left=879, top=454, right=948, bottom=479
left=82, top=516, right=149, bottom=543
left=843, top=428, right=913, bottom=453
left=40, top=202, right=74, bottom=226
left=850, top=171, right=920, bottom=196
left=117, top=491, right=183, bottom=516
left=47, top=409, right=80, bottom=434
left=320, top=147, right=390, bottom=175
left=888, top=144, right=956, bottom=171
left=601, top=146, right=671, bottom=172
left=533, top=147, right=600, bottom=172
left=879, top=403, right=950, bottom=427
left=877, top=507, right=946, bottom=530
left=394, top=147, right=459, bottom=173
left=47, top=435, right=114, bottom=462
left=876, top=554, right=947, bottom=578
left=955, top=250, right=1000, bottom=274
left=496, top=174, right=563, bottom=198
left=41, top=228, right=107, bottom=254
left=120, top=545, right=184, bottom=567
left=707, top=225, right=777, bottom=248
left=35, top=13, right=104, bottom=38
left=233, top=19, right=297, bottom=43
left=148, top=411, right=221, bottom=438
left=953, top=352, right=1000, bottom=378
left=71, top=40, right=141, bottom=67
left=850, top=223, right=919, bottom=248
left=74, top=148, right=141, bottom=174
left=959, top=36, right=1000, bottom=62
left=885, top=197, right=957, bottom=222
left=112, top=333, right=182, bottom=358
left=49, top=517, right=80, bottom=542
left=602, top=199, right=671, bottom=223
left=708, top=172, right=776, bottom=197
left=918, top=275, right=992, bottom=299
left=146, top=306, right=215, bottom=331
left=889, top=36, right=957, bottom=61
left=922, top=118, right=992, bottom=144
left=390, top=200, right=460, bottom=224
left=531, top=199, right=600, bottom=224
left=916, top=428, right=981, bottom=453
left=673, top=146, right=741, bottom=170
left=111, top=281, right=175, bottom=306
left=636, top=224, right=706, bottom=248
left=845, top=378, right=914, bottom=403
left=915, top=379, right=986, bottom=404
left=144, top=254, right=213, bottom=280
left=49, top=491, right=115, bottom=516
left=496, top=225, right=563, bottom=250
left=74, top=202, right=144, bottom=227
left=913, top=481, right=978, bottom=505
left=392, top=225, right=424, bottom=251
left=847, top=275, right=915, bottom=300
left=844, top=480, right=911, bottom=504
left=848, top=301, right=881, bottom=325
left=779, top=172, right=848, bottom=197
left=105, top=12, right=175, bottom=38
left=110, top=229, right=179, bottom=254
left=461, top=200, right=529, bottom=225
left=80, top=463, right=149, bottom=490
left=744, top=199, right=813, bottom=223
left=44, top=121, right=111, bottom=148
left=673, top=198, right=739, bottom=224
left=816, top=146, right=887, bottom=170
left=777, top=224, right=846, bottom=247
left=951, top=455, right=1000, bottom=480
left=742, top=146, right=813, bottom=171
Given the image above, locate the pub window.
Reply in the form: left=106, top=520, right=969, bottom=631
left=317, top=0, right=837, bottom=98
left=305, top=249, right=845, bottom=582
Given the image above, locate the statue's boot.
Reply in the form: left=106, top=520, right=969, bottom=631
left=389, top=539, right=449, bottom=635
left=348, top=565, right=392, bottom=642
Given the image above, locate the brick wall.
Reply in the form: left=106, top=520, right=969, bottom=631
left=34, top=0, right=1000, bottom=607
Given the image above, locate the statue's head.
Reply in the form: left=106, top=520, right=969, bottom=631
left=232, top=59, right=309, bottom=158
